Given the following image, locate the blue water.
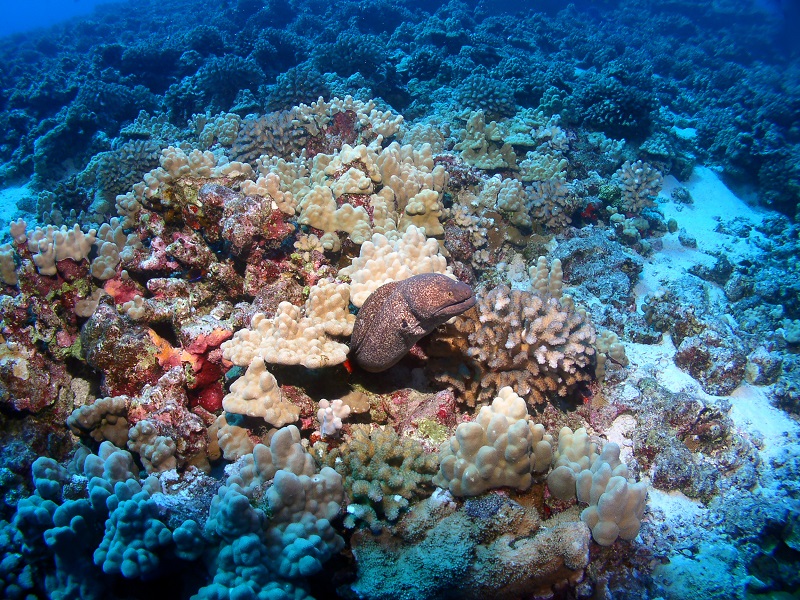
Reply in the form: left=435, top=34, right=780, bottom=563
left=0, top=0, right=119, bottom=37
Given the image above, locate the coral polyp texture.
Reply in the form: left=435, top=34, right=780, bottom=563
left=428, top=261, right=596, bottom=407
left=0, top=0, right=799, bottom=598
left=434, top=387, right=553, bottom=496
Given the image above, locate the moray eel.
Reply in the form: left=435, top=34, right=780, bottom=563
left=350, top=273, right=476, bottom=372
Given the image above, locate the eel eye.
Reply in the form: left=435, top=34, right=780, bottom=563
left=401, top=319, right=408, bottom=328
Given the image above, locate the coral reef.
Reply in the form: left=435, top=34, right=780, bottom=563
left=0, top=1, right=798, bottom=597
left=317, top=425, right=438, bottom=531
left=427, top=264, right=596, bottom=407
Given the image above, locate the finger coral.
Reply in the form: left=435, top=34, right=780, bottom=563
left=547, top=427, right=647, bottom=546
left=433, top=387, right=553, bottom=496
left=428, top=276, right=596, bottom=408
left=317, top=425, right=439, bottom=531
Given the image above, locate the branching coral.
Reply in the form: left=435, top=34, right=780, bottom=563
left=428, top=275, right=596, bottom=407
left=316, top=425, right=439, bottom=531
left=528, top=178, right=578, bottom=231
left=615, top=159, right=663, bottom=215
left=454, top=111, right=518, bottom=170
left=294, top=140, right=447, bottom=251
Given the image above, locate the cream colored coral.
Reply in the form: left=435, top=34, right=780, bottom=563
left=529, top=256, right=565, bottom=300
left=240, top=171, right=297, bottom=216
left=576, top=443, right=647, bottom=546
left=519, top=152, right=569, bottom=182
left=192, top=112, right=242, bottom=148
left=256, top=155, right=311, bottom=198
left=0, top=244, right=17, bottom=285
left=305, top=279, right=356, bottom=336
left=546, top=427, right=599, bottom=501
left=293, top=95, right=403, bottom=140
left=434, top=386, right=553, bottom=496
left=546, top=426, right=646, bottom=545
left=222, top=279, right=354, bottom=369
left=222, top=358, right=300, bottom=427
left=115, top=188, right=143, bottom=228
left=67, top=395, right=130, bottom=447
left=455, top=111, right=517, bottom=170
left=285, top=137, right=446, bottom=249
left=10, top=219, right=27, bottom=244
left=398, top=189, right=443, bottom=236
left=595, top=329, right=629, bottom=379
left=373, top=142, right=447, bottom=235
left=616, top=159, right=663, bottom=214
left=128, top=419, right=178, bottom=472
left=477, top=176, right=531, bottom=228
left=91, top=217, right=142, bottom=280
left=298, top=185, right=372, bottom=251
left=117, top=146, right=253, bottom=228
left=339, top=226, right=453, bottom=308
left=121, top=295, right=148, bottom=321
left=209, top=414, right=257, bottom=461
left=75, top=288, right=106, bottom=318
left=326, top=144, right=382, bottom=187
left=317, top=399, right=350, bottom=437
left=27, top=224, right=97, bottom=276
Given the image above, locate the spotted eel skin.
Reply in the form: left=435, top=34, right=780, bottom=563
left=350, top=273, right=476, bottom=372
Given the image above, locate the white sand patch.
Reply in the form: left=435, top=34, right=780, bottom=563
left=634, top=166, right=770, bottom=310
left=728, top=382, right=798, bottom=455
left=624, top=336, right=700, bottom=394
left=660, top=166, right=768, bottom=247
left=647, top=487, right=705, bottom=521
left=0, top=183, right=32, bottom=230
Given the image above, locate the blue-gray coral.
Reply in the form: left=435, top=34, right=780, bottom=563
left=350, top=273, right=475, bottom=372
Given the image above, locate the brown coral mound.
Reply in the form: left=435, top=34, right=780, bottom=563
left=427, top=285, right=596, bottom=407
left=349, top=494, right=590, bottom=600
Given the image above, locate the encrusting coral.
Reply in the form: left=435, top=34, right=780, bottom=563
left=349, top=492, right=591, bottom=600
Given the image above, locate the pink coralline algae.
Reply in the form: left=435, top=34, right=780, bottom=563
left=219, top=187, right=294, bottom=256
left=221, top=193, right=276, bottom=256
left=305, top=110, right=359, bottom=158
left=80, top=297, right=169, bottom=396
left=126, top=367, right=210, bottom=466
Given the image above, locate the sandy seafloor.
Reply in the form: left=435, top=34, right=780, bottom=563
left=604, top=166, right=798, bottom=595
